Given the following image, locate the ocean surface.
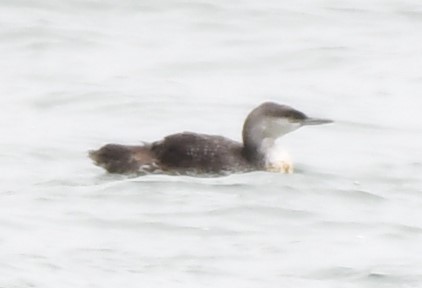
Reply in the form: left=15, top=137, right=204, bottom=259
left=1, top=0, right=422, bottom=287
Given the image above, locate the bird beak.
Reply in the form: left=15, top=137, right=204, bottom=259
left=302, top=117, right=333, bottom=126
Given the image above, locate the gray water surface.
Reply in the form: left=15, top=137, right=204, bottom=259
left=1, top=0, right=422, bottom=287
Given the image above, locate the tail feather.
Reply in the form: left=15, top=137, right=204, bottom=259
left=89, top=144, right=156, bottom=174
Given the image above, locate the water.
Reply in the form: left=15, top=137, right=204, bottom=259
left=1, top=0, right=422, bottom=287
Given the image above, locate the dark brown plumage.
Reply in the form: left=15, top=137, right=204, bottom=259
left=89, top=102, right=332, bottom=175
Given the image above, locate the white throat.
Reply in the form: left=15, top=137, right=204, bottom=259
left=247, top=117, right=302, bottom=150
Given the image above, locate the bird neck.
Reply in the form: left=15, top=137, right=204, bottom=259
left=242, top=129, right=276, bottom=166
left=242, top=112, right=297, bottom=166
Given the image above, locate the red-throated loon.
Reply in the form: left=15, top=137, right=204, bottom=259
left=89, top=102, right=332, bottom=175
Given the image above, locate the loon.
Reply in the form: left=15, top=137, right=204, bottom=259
left=89, top=102, right=332, bottom=175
